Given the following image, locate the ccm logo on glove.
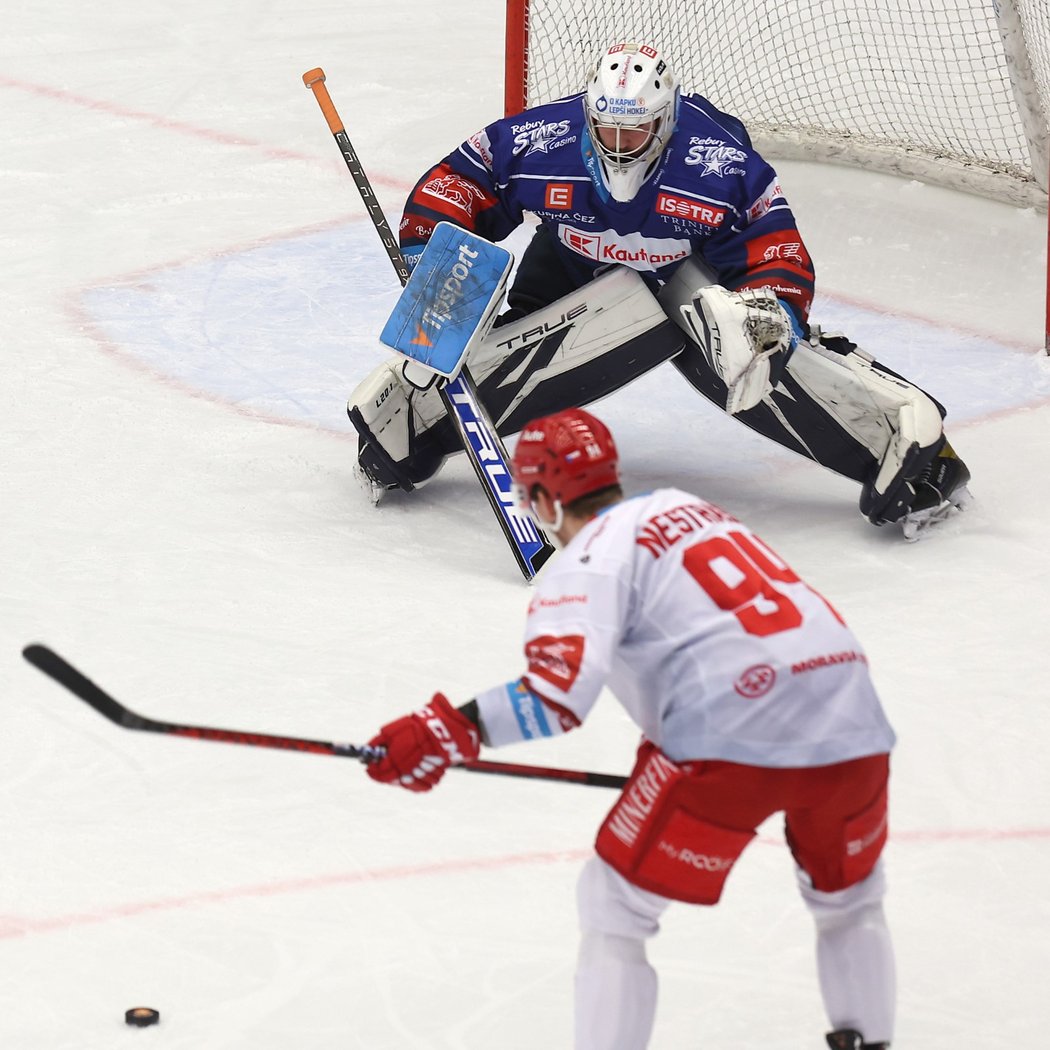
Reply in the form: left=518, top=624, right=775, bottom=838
left=366, top=693, right=481, bottom=792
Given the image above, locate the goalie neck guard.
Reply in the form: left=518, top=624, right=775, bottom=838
left=512, top=409, right=620, bottom=507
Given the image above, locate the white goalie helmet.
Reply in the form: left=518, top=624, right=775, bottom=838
left=584, top=42, right=680, bottom=202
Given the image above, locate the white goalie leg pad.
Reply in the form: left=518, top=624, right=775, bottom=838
left=347, top=266, right=678, bottom=494
left=869, top=399, right=943, bottom=507
left=346, top=358, right=450, bottom=498
left=678, top=285, right=797, bottom=415
left=467, top=265, right=676, bottom=429
left=347, top=359, right=448, bottom=463
left=785, top=338, right=944, bottom=459
left=785, top=337, right=946, bottom=523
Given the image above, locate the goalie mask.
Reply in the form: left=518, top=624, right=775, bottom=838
left=512, top=408, right=620, bottom=510
left=584, top=42, right=679, bottom=202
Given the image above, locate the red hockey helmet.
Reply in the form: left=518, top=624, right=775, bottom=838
left=511, top=408, right=620, bottom=507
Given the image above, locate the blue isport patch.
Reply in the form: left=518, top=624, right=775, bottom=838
left=505, top=679, right=554, bottom=739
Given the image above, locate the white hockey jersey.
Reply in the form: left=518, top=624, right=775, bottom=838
left=474, top=489, right=896, bottom=767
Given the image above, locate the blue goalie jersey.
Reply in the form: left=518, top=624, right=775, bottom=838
left=399, top=92, right=816, bottom=324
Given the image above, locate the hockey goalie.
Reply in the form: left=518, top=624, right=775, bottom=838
left=348, top=40, right=972, bottom=540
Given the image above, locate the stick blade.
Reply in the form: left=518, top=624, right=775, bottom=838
left=22, top=644, right=134, bottom=726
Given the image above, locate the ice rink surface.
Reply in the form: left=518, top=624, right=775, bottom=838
left=3, top=3, right=1050, bottom=1047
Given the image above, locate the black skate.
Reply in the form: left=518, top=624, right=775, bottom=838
left=900, top=439, right=973, bottom=541
left=825, top=1028, right=890, bottom=1049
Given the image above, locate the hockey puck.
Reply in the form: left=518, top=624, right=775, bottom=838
left=124, top=1007, right=160, bottom=1028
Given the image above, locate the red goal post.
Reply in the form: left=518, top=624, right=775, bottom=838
left=504, top=0, right=1050, bottom=352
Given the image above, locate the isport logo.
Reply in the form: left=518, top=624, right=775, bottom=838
left=417, top=241, right=482, bottom=344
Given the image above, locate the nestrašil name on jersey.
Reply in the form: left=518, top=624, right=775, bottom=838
left=635, top=500, right=740, bottom=558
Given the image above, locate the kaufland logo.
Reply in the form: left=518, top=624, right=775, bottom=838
left=747, top=178, right=785, bottom=221
left=559, top=226, right=601, bottom=258
left=656, top=193, right=726, bottom=227
left=558, top=225, right=689, bottom=268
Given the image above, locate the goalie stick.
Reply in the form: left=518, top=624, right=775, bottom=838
left=302, top=67, right=555, bottom=582
left=22, top=644, right=627, bottom=790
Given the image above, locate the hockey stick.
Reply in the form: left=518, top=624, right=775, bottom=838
left=22, top=645, right=627, bottom=790
left=302, top=67, right=555, bottom=581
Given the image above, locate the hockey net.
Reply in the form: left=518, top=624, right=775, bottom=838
left=504, top=0, right=1050, bottom=210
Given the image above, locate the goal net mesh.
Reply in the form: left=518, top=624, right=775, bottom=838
left=514, top=0, right=1049, bottom=205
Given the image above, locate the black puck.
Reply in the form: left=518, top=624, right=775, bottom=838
left=124, top=1007, right=160, bottom=1027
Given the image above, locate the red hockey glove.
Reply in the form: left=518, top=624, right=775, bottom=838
left=365, top=693, right=481, bottom=793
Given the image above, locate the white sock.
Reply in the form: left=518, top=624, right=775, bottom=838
left=574, top=932, right=658, bottom=1050
left=800, top=863, right=896, bottom=1044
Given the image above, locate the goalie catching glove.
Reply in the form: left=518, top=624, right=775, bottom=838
left=679, top=286, right=799, bottom=414
left=366, top=693, right=481, bottom=792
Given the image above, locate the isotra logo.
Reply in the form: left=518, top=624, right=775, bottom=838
left=655, top=193, right=726, bottom=227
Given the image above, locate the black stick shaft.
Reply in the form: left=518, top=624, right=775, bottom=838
left=303, top=68, right=410, bottom=287
left=22, top=645, right=625, bottom=788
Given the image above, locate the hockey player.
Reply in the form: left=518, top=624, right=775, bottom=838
left=365, top=407, right=896, bottom=1050
left=350, top=40, right=971, bottom=538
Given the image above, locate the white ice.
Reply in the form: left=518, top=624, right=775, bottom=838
left=2, top=4, right=1049, bottom=1048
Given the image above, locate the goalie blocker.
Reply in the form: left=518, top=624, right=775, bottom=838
left=350, top=258, right=971, bottom=538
